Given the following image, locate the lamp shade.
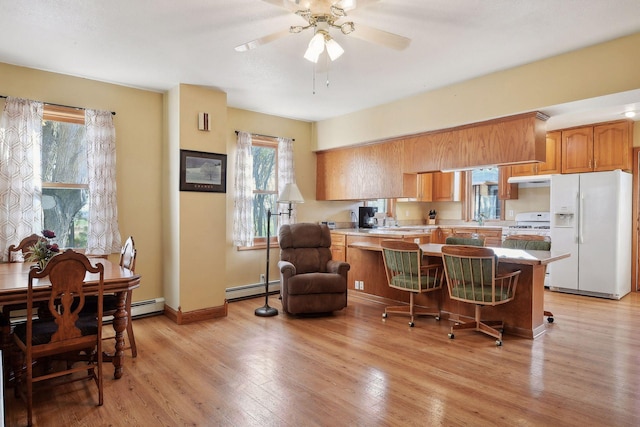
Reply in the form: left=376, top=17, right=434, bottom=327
left=278, top=183, right=304, bottom=204
left=325, top=37, right=344, bottom=61
left=304, top=32, right=325, bottom=63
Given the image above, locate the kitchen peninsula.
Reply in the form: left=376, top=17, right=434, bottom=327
left=332, top=228, right=569, bottom=339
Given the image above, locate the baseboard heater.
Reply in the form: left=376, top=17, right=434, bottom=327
left=226, top=281, right=280, bottom=301
left=130, top=297, right=165, bottom=318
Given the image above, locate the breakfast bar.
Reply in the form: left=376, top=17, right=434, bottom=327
left=347, top=238, right=570, bottom=339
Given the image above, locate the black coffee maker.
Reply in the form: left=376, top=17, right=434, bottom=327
left=359, top=206, right=378, bottom=228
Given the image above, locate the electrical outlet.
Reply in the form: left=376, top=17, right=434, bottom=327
left=360, top=281, right=364, bottom=290
left=260, top=273, right=266, bottom=283
left=414, top=238, right=420, bottom=244
left=509, top=210, right=514, bottom=218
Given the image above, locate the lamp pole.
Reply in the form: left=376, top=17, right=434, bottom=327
left=255, top=208, right=278, bottom=317
left=255, top=202, right=297, bottom=317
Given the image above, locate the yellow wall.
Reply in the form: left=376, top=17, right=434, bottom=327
left=314, top=32, right=640, bottom=150
left=0, top=62, right=164, bottom=305
left=172, top=85, right=229, bottom=312
left=226, top=108, right=358, bottom=288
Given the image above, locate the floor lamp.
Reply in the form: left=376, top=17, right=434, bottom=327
left=255, top=182, right=304, bottom=317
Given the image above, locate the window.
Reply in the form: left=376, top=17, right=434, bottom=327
left=41, top=106, right=89, bottom=248
left=252, top=137, right=278, bottom=245
left=469, top=168, right=500, bottom=221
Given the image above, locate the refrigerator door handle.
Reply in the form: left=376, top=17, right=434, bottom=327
left=578, top=191, right=585, bottom=244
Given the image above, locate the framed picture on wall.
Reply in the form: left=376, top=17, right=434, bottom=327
left=179, top=149, right=227, bottom=193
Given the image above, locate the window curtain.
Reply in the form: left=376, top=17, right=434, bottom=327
left=277, top=137, right=297, bottom=225
left=0, top=97, right=43, bottom=261
left=233, top=131, right=254, bottom=246
left=85, top=109, right=122, bottom=254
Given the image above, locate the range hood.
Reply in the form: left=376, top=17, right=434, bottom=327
left=507, top=174, right=552, bottom=187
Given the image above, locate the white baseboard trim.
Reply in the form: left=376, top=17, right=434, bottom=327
left=226, top=281, right=280, bottom=301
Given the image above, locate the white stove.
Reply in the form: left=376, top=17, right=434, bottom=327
left=503, top=212, right=551, bottom=239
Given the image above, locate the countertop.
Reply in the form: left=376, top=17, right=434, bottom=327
left=330, top=224, right=505, bottom=237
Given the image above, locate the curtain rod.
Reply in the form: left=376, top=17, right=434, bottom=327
left=0, top=95, right=116, bottom=116
left=235, top=130, right=294, bottom=141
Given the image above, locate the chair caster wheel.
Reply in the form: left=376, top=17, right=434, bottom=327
left=382, top=313, right=387, bottom=319
left=547, top=317, right=554, bottom=323
left=409, top=322, right=414, bottom=327
left=496, top=340, right=503, bottom=346
left=448, top=333, right=454, bottom=339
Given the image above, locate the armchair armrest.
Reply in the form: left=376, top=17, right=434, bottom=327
left=278, top=260, right=296, bottom=279
left=327, top=260, right=350, bottom=277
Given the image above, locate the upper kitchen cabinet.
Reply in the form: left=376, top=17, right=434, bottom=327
left=593, top=121, right=632, bottom=172
left=316, top=140, right=407, bottom=200
left=403, top=112, right=548, bottom=173
left=498, top=166, right=518, bottom=200
left=416, top=173, right=433, bottom=201
left=510, top=131, right=562, bottom=176
left=432, top=172, right=460, bottom=202
left=561, top=120, right=632, bottom=174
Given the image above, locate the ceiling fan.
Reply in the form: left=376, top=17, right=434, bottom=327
left=235, top=0, right=411, bottom=63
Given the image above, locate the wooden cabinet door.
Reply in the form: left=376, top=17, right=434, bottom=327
left=498, top=166, right=518, bottom=200
left=432, top=172, right=454, bottom=201
left=593, top=121, right=631, bottom=172
left=417, top=173, right=433, bottom=201
left=562, top=126, right=593, bottom=173
left=510, top=163, right=537, bottom=177
left=538, top=131, right=562, bottom=174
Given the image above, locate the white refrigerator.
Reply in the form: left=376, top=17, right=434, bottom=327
left=549, top=170, right=632, bottom=299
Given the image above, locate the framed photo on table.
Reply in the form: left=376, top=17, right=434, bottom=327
left=179, top=149, right=227, bottom=193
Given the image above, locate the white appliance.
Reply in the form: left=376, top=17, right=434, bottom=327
left=549, top=170, right=632, bottom=299
left=502, top=212, right=552, bottom=287
left=502, top=212, right=551, bottom=239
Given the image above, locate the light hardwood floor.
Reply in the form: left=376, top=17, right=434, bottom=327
left=5, top=289, right=640, bottom=426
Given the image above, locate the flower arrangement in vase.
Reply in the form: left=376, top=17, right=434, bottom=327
left=26, top=230, right=60, bottom=270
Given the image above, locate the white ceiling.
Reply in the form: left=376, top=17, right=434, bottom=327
left=1, top=0, right=640, bottom=126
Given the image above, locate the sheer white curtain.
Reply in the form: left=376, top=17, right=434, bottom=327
left=85, top=109, right=121, bottom=254
left=0, top=97, right=43, bottom=261
left=233, top=131, right=254, bottom=246
left=277, top=137, right=297, bottom=225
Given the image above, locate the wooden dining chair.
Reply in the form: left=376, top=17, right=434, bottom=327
left=441, top=245, right=520, bottom=345
left=502, top=234, right=554, bottom=323
left=83, top=236, right=138, bottom=357
left=380, top=240, right=443, bottom=327
left=7, top=233, right=40, bottom=263
left=12, top=249, right=104, bottom=426
left=2, top=234, right=44, bottom=366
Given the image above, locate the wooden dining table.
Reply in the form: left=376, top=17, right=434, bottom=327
left=0, top=258, right=141, bottom=379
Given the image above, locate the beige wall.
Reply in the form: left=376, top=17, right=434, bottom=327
left=0, top=62, right=164, bottom=305
left=226, top=108, right=359, bottom=288
left=314, top=32, right=640, bottom=150
left=172, top=84, right=229, bottom=312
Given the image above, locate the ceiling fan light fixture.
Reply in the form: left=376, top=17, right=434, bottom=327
left=340, top=21, right=355, bottom=34
left=325, top=37, right=344, bottom=61
left=304, top=31, right=326, bottom=63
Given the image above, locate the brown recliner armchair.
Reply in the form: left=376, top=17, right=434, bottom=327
left=278, top=223, right=350, bottom=315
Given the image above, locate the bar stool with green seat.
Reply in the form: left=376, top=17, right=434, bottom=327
left=502, top=234, right=554, bottom=322
left=380, top=240, right=443, bottom=327
left=441, top=245, right=520, bottom=345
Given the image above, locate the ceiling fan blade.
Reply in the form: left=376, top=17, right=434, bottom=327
left=335, top=0, right=380, bottom=12
left=235, top=29, right=293, bottom=52
left=349, top=23, right=411, bottom=51
left=261, top=0, right=309, bottom=12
